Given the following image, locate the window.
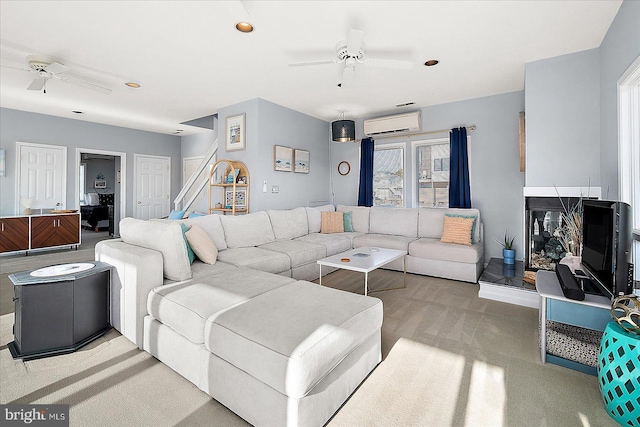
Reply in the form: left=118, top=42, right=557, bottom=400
left=415, top=139, right=450, bottom=207
left=373, top=144, right=404, bottom=207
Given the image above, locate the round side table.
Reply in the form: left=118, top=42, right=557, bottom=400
left=598, top=322, right=640, bottom=426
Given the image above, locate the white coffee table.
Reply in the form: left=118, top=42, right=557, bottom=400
left=317, top=247, right=407, bottom=295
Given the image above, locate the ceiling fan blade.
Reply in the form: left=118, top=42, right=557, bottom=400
left=0, top=64, right=31, bottom=73
left=346, top=29, right=365, bottom=57
left=288, top=59, right=337, bottom=67
left=341, top=66, right=354, bottom=88
left=363, top=58, right=414, bottom=70
left=27, top=77, right=46, bottom=91
left=60, top=77, right=112, bottom=95
left=45, top=61, right=69, bottom=75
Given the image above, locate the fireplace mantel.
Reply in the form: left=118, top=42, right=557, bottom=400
left=523, top=186, right=602, bottom=198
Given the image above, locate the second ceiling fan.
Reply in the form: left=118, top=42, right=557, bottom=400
left=289, top=29, right=414, bottom=88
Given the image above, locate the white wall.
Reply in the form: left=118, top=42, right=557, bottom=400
left=524, top=48, right=601, bottom=189
left=599, top=0, right=640, bottom=201
left=0, top=108, right=181, bottom=217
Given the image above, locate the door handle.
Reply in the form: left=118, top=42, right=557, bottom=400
left=56, top=202, right=61, bottom=206
left=1, top=223, right=4, bottom=232
left=53, top=220, right=57, bottom=227
left=58, top=219, right=61, bottom=227
left=137, top=201, right=141, bottom=204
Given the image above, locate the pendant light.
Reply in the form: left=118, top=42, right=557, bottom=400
left=331, top=112, right=355, bottom=142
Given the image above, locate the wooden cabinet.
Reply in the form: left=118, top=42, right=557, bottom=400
left=0, top=217, right=30, bottom=252
left=31, top=215, right=80, bottom=249
left=0, top=213, right=80, bottom=254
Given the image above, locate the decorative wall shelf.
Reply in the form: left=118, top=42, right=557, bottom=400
left=208, top=160, right=249, bottom=215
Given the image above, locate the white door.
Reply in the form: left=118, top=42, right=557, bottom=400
left=17, top=142, right=67, bottom=213
left=134, top=154, right=170, bottom=219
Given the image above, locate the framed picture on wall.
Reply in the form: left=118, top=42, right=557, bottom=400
left=274, top=145, right=293, bottom=172
left=294, top=149, right=310, bottom=173
left=226, top=114, right=246, bottom=151
left=94, top=180, right=107, bottom=189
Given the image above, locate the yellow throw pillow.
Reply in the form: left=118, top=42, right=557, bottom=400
left=321, top=211, right=344, bottom=234
left=440, top=216, right=474, bottom=245
left=185, top=224, right=218, bottom=264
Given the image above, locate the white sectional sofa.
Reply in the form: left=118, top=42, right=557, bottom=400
left=95, top=204, right=483, bottom=426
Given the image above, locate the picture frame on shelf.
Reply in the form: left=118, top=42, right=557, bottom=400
left=94, top=180, right=107, bottom=189
left=294, top=149, right=310, bottom=174
left=225, top=188, right=247, bottom=209
left=274, top=145, right=293, bottom=172
left=226, top=114, right=246, bottom=151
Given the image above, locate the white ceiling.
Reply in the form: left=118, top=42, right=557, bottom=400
left=0, top=1, right=622, bottom=136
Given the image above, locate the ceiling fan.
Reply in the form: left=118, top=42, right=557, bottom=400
left=289, top=29, right=413, bottom=88
left=1, top=55, right=112, bottom=95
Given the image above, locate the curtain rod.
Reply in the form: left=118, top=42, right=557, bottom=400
left=360, top=125, right=476, bottom=142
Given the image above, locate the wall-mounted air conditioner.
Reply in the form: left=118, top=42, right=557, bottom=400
left=363, top=111, right=422, bottom=136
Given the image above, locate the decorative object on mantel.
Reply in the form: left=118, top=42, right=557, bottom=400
left=226, top=113, right=246, bottom=151
left=494, top=232, right=516, bottom=265
left=523, top=270, right=537, bottom=285
left=338, top=161, right=350, bottom=176
left=274, top=145, right=293, bottom=172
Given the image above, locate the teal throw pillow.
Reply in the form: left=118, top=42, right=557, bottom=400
left=179, top=222, right=196, bottom=264
left=343, top=211, right=354, bottom=232
left=444, top=213, right=477, bottom=243
left=168, top=210, right=185, bottom=220
left=188, top=212, right=206, bottom=218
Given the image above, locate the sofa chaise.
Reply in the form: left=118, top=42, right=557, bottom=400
left=95, top=204, right=483, bottom=426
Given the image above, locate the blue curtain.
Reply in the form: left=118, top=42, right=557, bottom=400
left=449, top=127, right=471, bottom=208
left=358, top=137, right=374, bottom=206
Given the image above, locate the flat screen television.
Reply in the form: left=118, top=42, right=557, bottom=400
left=581, top=200, right=632, bottom=298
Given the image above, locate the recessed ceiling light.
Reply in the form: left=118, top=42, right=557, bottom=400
left=235, top=22, right=254, bottom=33
left=72, top=110, right=84, bottom=114
left=125, top=82, right=141, bottom=88
left=424, top=60, right=439, bottom=67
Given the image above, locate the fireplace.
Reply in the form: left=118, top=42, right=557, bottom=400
left=523, top=187, right=601, bottom=271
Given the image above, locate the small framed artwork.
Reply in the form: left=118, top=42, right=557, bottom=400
left=274, top=145, right=293, bottom=172
left=294, top=149, right=310, bottom=174
left=94, top=180, right=107, bottom=189
left=226, top=114, right=246, bottom=151
left=225, top=188, right=247, bottom=209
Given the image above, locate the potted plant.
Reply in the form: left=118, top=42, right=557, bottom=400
left=495, top=233, right=516, bottom=265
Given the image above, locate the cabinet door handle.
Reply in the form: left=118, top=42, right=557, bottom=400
left=53, top=220, right=57, bottom=227
left=1, top=223, right=4, bottom=232
left=58, top=219, right=61, bottom=227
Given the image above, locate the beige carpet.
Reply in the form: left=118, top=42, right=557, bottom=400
left=0, top=262, right=619, bottom=426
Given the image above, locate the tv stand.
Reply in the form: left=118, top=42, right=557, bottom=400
left=536, top=270, right=612, bottom=375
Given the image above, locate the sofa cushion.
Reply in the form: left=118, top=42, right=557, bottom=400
left=408, top=238, right=484, bottom=264
left=305, top=204, right=336, bottom=234
left=353, top=233, right=417, bottom=252
left=294, top=233, right=352, bottom=256
left=181, top=214, right=228, bottom=250
left=220, top=211, right=276, bottom=248
left=369, top=207, right=418, bottom=237
left=337, top=205, right=370, bottom=233
left=148, top=268, right=295, bottom=344
left=440, top=215, right=474, bottom=245
left=268, top=207, right=308, bottom=240
left=259, top=240, right=326, bottom=268
left=204, top=281, right=383, bottom=398
left=321, top=211, right=344, bottom=233
left=190, top=260, right=237, bottom=280
left=418, top=208, right=481, bottom=242
left=120, top=218, right=192, bottom=281
left=343, top=211, right=354, bottom=232
left=217, top=246, right=290, bottom=274
left=185, top=225, right=218, bottom=264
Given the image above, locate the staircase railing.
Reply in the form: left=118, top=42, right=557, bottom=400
left=174, top=138, right=218, bottom=211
